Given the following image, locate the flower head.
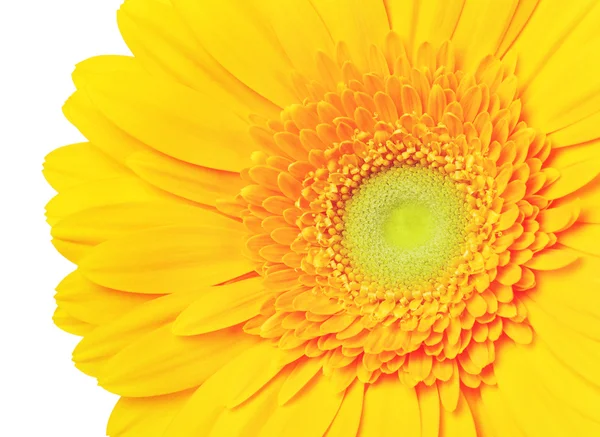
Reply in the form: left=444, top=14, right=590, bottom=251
left=45, top=0, right=600, bottom=436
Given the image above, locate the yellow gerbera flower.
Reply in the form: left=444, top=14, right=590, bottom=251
left=44, top=0, right=600, bottom=435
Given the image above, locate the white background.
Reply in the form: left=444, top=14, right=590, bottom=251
left=1, top=1, right=127, bottom=435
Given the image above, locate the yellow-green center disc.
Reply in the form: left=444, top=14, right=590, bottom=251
left=342, top=166, right=468, bottom=287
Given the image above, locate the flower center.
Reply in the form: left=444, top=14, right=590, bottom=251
left=343, top=166, right=467, bottom=287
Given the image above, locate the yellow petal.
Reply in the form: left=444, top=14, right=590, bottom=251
left=107, top=390, right=192, bottom=437
left=479, top=384, right=526, bottom=437
left=55, top=270, right=151, bottom=326
left=264, top=0, right=335, bottom=81
left=310, top=0, right=390, bottom=71
left=416, top=384, right=440, bottom=437
left=278, top=356, right=325, bottom=405
left=360, top=376, right=420, bottom=437
left=524, top=248, right=578, bottom=271
left=171, top=0, right=297, bottom=107
left=173, top=277, right=267, bottom=336
left=494, top=341, right=591, bottom=437
left=537, top=201, right=581, bottom=233
left=45, top=176, right=172, bottom=225
left=127, top=151, right=245, bottom=207
left=53, top=307, right=94, bottom=336
left=507, top=0, right=597, bottom=88
left=524, top=338, right=600, bottom=424
left=79, top=63, right=255, bottom=172
left=558, top=223, right=600, bottom=255
left=73, top=291, right=204, bottom=375
left=79, top=225, right=252, bottom=294
left=63, top=90, right=147, bottom=164
left=259, top=373, right=344, bottom=437
left=451, top=0, right=520, bottom=72
left=437, top=361, right=459, bottom=412
left=207, top=373, right=285, bottom=437
left=117, top=0, right=280, bottom=119
left=324, top=380, right=364, bottom=437
left=522, top=296, right=600, bottom=386
left=519, top=3, right=600, bottom=133
left=98, top=326, right=258, bottom=397
left=43, top=142, right=125, bottom=192
left=439, top=392, right=477, bottom=437
left=410, top=1, right=465, bottom=54
left=52, top=202, right=229, bottom=252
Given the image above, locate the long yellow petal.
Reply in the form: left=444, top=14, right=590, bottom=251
left=98, top=326, right=259, bottom=397
left=107, top=390, right=192, bottom=437
left=63, top=90, right=147, bottom=165
left=45, top=176, right=172, bottom=226
left=439, top=392, right=477, bottom=437
left=207, top=373, right=285, bottom=437
left=79, top=225, right=252, bottom=294
left=171, top=0, right=297, bottom=107
left=79, top=62, right=255, bottom=172
left=127, top=151, right=245, bottom=207
left=53, top=307, right=95, bottom=336
left=258, top=373, right=344, bottom=437
left=310, top=0, right=390, bottom=71
left=55, top=270, right=152, bottom=326
left=117, top=0, right=280, bottom=119
left=43, top=142, right=126, bottom=192
left=520, top=3, right=600, bottom=133
left=479, top=384, right=526, bottom=437
left=416, top=384, right=440, bottom=437
left=52, top=202, right=231, bottom=255
left=173, top=277, right=268, bottom=336
left=359, top=376, right=420, bottom=437
left=558, top=223, right=600, bottom=255
left=451, top=0, right=519, bottom=71
left=324, top=380, right=364, bottom=437
left=494, top=341, right=597, bottom=436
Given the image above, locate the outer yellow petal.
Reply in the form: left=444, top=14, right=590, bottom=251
left=164, top=342, right=294, bottom=436
left=258, top=373, right=344, bottom=437
left=127, top=151, right=245, bottom=207
left=53, top=307, right=95, bottom=336
left=518, top=299, right=600, bottom=386
left=359, top=376, right=420, bottom=437
left=416, top=384, right=440, bottom=437
left=79, top=224, right=252, bottom=294
left=439, top=392, right=477, bottom=437
left=264, top=0, right=336, bottom=81
left=520, top=3, right=600, bottom=133
left=51, top=202, right=230, bottom=264
left=73, top=291, right=203, bottom=375
left=172, top=0, right=297, bottom=107
left=494, top=341, right=600, bottom=436
left=45, top=176, right=172, bottom=226
left=479, top=384, right=526, bottom=437
left=324, top=380, right=364, bottom=437
left=451, top=0, right=519, bottom=71
left=117, top=0, right=280, bottom=119
left=55, top=270, right=152, bottom=326
left=77, top=61, right=255, bottom=172
left=98, top=326, right=259, bottom=397
left=107, top=391, right=192, bottom=437
left=310, top=0, right=390, bottom=71
left=63, top=90, right=147, bottom=165
left=507, top=0, right=597, bottom=87
left=43, top=142, right=126, bottom=192
left=173, top=277, right=268, bottom=336
left=207, top=373, right=285, bottom=437
left=558, top=223, right=600, bottom=255
left=539, top=161, right=600, bottom=200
